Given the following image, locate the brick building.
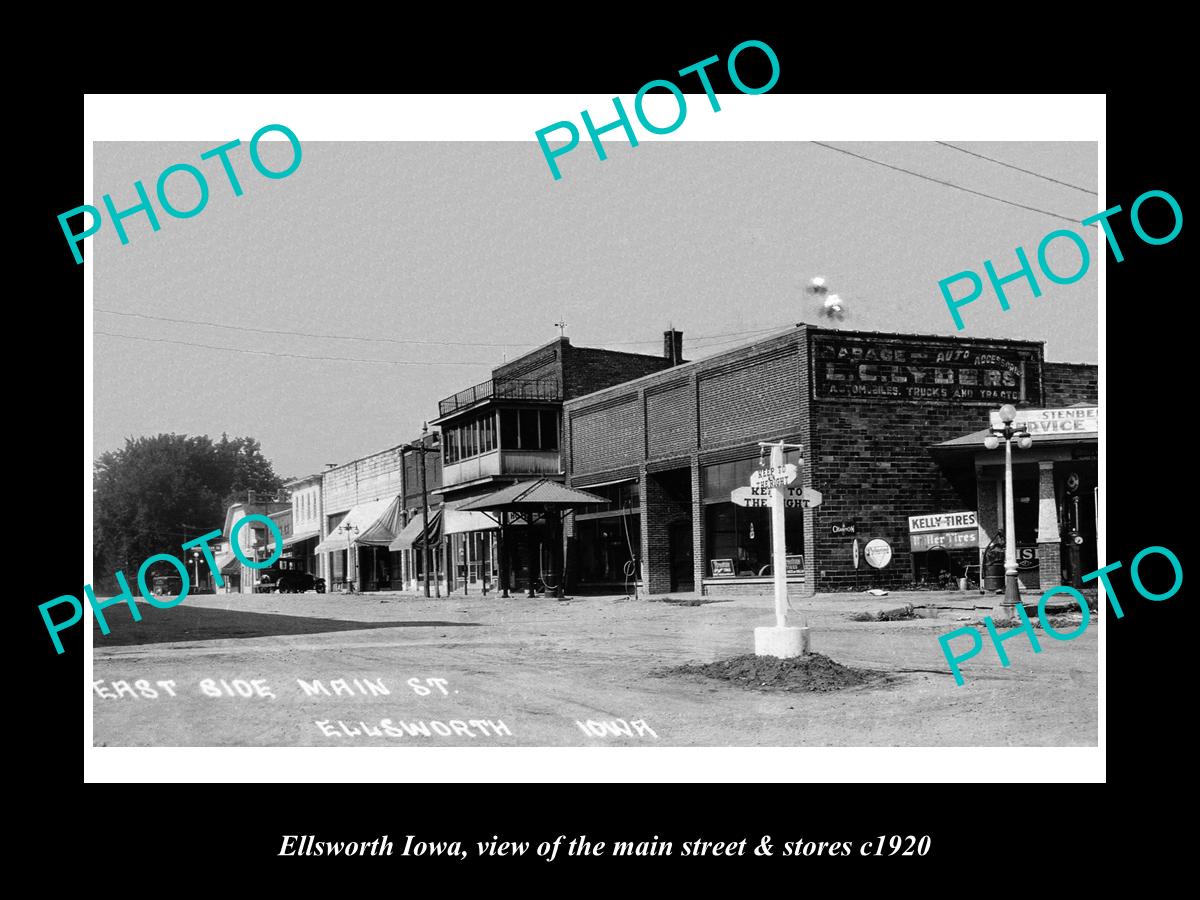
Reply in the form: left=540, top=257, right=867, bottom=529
left=563, top=325, right=1098, bottom=596
left=429, top=333, right=683, bottom=594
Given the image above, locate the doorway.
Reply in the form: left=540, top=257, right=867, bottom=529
left=668, top=520, right=694, bottom=591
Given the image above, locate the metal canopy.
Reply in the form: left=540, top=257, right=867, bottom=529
left=457, top=479, right=607, bottom=513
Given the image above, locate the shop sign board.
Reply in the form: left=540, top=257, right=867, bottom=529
left=1018, top=546, right=1039, bottom=570
left=749, top=463, right=798, bottom=489
left=832, top=521, right=857, bottom=536
left=812, top=333, right=1040, bottom=405
left=908, top=511, right=978, bottom=533
left=864, top=538, right=892, bottom=569
left=785, top=555, right=804, bottom=575
left=911, top=530, right=978, bottom=552
left=730, top=485, right=822, bottom=509
left=989, top=406, right=1098, bottom=436
left=710, top=558, right=735, bottom=577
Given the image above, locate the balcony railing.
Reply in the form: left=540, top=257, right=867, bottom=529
left=438, top=376, right=561, bottom=417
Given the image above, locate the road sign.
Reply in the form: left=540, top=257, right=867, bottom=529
left=864, top=538, right=892, bottom=569
left=749, top=463, right=798, bottom=490
left=731, top=484, right=822, bottom=508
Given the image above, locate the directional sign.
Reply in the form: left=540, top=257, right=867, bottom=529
left=749, top=463, right=798, bottom=490
left=731, top=484, right=822, bottom=508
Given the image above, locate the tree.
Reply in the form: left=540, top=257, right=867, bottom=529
left=93, top=433, right=284, bottom=579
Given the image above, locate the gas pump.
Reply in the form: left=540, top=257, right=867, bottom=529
left=1063, top=470, right=1084, bottom=588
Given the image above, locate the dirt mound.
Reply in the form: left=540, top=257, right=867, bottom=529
left=658, top=653, right=890, bottom=693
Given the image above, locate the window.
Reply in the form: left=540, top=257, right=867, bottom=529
left=580, top=480, right=639, bottom=513
left=519, top=410, right=540, bottom=449
left=540, top=410, right=559, bottom=450
left=702, top=453, right=804, bottom=577
left=500, top=410, right=519, bottom=449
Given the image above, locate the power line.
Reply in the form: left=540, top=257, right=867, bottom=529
left=96, top=308, right=786, bottom=350
left=935, top=142, right=1096, bottom=195
left=96, top=308, right=536, bottom=348
left=94, top=331, right=492, bottom=367
left=809, top=141, right=1094, bottom=227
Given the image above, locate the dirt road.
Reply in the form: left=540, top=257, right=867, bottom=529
left=91, top=589, right=1098, bottom=746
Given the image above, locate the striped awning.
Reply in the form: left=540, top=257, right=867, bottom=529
left=388, top=509, right=442, bottom=551
left=314, top=497, right=403, bottom=552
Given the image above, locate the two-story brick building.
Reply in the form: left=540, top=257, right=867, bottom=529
left=429, top=333, right=684, bottom=594
left=563, top=325, right=1098, bottom=597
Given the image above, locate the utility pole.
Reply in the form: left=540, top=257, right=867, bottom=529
left=407, top=422, right=441, bottom=599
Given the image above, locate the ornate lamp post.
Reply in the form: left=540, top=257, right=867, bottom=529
left=337, top=521, right=360, bottom=591
left=984, top=403, right=1033, bottom=622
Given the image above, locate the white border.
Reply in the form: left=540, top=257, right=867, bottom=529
left=83, top=93, right=1105, bottom=783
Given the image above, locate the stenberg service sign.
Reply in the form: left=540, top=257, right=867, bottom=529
left=989, top=406, right=1098, bottom=435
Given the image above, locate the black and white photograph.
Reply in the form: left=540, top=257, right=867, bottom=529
left=75, top=91, right=1113, bottom=782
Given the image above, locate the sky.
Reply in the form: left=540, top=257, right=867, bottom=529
left=93, top=140, right=1098, bottom=479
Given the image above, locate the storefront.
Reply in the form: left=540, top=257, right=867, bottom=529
left=933, top=405, right=1099, bottom=590
left=443, top=502, right=503, bottom=594
left=564, top=325, right=1098, bottom=596
left=314, top=496, right=403, bottom=592
left=568, top=478, right=641, bottom=591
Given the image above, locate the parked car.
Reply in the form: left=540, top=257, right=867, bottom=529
left=257, top=559, right=326, bottom=594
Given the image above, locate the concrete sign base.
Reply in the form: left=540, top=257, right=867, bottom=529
left=754, top=625, right=811, bottom=659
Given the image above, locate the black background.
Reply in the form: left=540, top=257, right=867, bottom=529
left=23, top=24, right=1186, bottom=883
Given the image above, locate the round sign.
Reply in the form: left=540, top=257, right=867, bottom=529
left=852, top=538, right=861, bottom=569
left=864, top=538, right=892, bottom=569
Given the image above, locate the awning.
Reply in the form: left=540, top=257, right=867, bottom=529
left=389, top=509, right=443, bottom=551
left=441, top=501, right=501, bottom=535
left=457, top=479, right=607, bottom=511
left=572, top=476, right=636, bottom=490
left=214, top=551, right=241, bottom=574
left=314, top=497, right=402, bottom=553
left=282, top=529, right=320, bottom=548
left=933, top=427, right=1098, bottom=451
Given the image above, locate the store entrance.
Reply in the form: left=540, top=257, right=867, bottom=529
left=669, top=520, right=694, bottom=592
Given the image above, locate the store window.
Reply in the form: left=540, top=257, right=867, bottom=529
left=702, top=451, right=803, bottom=578
left=540, top=410, right=559, bottom=450
left=581, top=480, right=640, bottom=512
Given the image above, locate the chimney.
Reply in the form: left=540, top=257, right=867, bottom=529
left=663, top=329, right=683, bottom=366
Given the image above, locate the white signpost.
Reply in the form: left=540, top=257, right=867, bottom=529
left=741, top=442, right=809, bottom=659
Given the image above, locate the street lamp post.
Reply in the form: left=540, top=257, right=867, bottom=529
left=191, top=549, right=202, bottom=591
left=338, top=522, right=360, bottom=591
left=984, top=403, right=1033, bottom=622
left=403, top=423, right=441, bottom=599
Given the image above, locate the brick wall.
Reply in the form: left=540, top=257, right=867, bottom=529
left=698, top=345, right=801, bottom=448
left=493, top=343, right=561, bottom=383
left=645, top=378, right=694, bottom=458
left=401, top=437, right=441, bottom=513
left=563, top=344, right=675, bottom=400
left=570, top=393, right=642, bottom=474
left=1043, top=361, right=1098, bottom=406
